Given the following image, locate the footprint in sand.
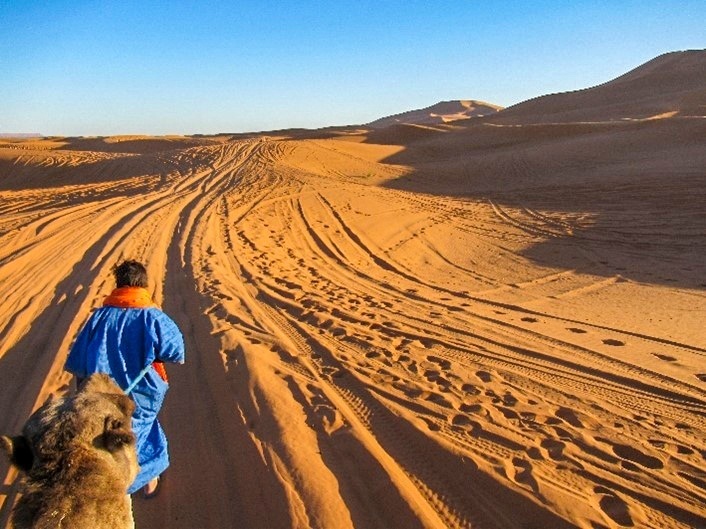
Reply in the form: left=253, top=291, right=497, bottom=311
left=678, top=471, right=706, bottom=491
left=550, top=425, right=574, bottom=441
left=567, top=327, right=587, bottom=334
left=458, top=403, right=487, bottom=416
left=329, top=326, right=346, bottom=338
left=540, top=438, right=566, bottom=460
left=397, top=384, right=423, bottom=399
left=460, top=383, right=481, bottom=395
left=521, top=317, right=538, bottom=323
left=647, top=439, right=665, bottom=449
left=475, top=370, right=492, bottom=383
left=423, top=369, right=441, bottom=382
left=426, top=355, right=451, bottom=370
left=652, top=353, right=677, bottom=362
left=424, top=392, right=454, bottom=409
left=450, top=413, right=474, bottom=427
left=502, top=392, right=518, bottom=407
left=495, top=406, right=520, bottom=420
left=594, top=486, right=634, bottom=527
left=506, top=457, right=540, bottom=495
left=601, top=439, right=663, bottom=469
left=520, top=411, right=537, bottom=423
left=602, top=338, right=625, bottom=346
left=675, top=444, right=694, bottom=455
left=696, top=373, right=706, bottom=382
left=555, top=407, right=584, bottom=428
left=419, top=417, right=441, bottom=432
left=417, top=338, right=435, bottom=349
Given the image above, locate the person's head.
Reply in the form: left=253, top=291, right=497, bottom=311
left=113, top=260, right=148, bottom=288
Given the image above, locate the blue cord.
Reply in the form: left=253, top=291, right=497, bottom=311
left=124, top=363, right=154, bottom=395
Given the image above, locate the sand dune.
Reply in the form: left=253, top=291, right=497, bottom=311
left=494, top=49, right=706, bottom=123
left=367, top=100, right=502, bottom=128
left=1, top=51, right=706, bottom=529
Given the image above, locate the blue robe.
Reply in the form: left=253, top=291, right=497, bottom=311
left=65, top=306, right=185, bottom=493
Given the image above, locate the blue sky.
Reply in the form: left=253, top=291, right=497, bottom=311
left=1, top=1, right=704, bottom=136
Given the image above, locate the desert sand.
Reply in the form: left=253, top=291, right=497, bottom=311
left=0, top=50, right=705, bottom=529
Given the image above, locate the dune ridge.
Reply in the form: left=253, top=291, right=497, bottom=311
left=492, top=49, right=706, bottom=124
left=1, top=50, right=705, bottom=529
left=367, top=100, right=502, bottom=128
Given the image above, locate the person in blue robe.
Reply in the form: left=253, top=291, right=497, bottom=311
left=65, top=260, right=185, bottom=497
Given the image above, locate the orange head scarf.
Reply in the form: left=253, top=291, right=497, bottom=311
left=103, top=287, right=158, bottom=309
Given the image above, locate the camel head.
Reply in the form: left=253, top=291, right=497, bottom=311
left=1, top=373, right=139, bottom=488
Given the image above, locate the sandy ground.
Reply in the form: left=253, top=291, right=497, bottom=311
left=1, top=52, right=705, bottom=529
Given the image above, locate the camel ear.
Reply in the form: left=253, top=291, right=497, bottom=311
left=1, top=435, right=34, bottom=472
left=102, top=417, right=135, bottom=453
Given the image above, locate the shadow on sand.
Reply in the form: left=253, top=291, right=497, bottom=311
left=367, top=116, right=706, bottom=290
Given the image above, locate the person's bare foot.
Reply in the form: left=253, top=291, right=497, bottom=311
left=143, top=477, right=161, bottom=499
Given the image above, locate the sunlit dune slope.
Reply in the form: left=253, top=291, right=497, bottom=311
left=1, top=51, right=705, bottom=529
left=368, top=100, right=502, bottom=128
left=493, top=49, right=706, bottom=123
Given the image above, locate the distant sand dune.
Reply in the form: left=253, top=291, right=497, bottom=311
left=1, top=51, right=705, bottom=529
left=367, top=100, right=502, bottom=128
left=492, top=49, right=706, bottom=123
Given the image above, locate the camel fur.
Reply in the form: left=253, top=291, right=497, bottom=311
left=1, top=373, right=139, bottom=529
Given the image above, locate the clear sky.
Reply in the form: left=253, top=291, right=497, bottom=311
left=1, top=1, right=704, bottom=136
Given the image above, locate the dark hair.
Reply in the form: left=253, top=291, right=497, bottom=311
left=113, top=260, right=148, bottom=288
